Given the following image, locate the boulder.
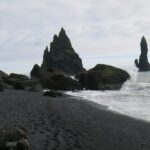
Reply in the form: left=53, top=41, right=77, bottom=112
left=52, top=74, right=82, bottom=90
left=43, top=90, right=63, bottom=97
left=9, top=73, right=29, bottom=81
left=41, top=28, right=84, bottom=75
left=3, top=73, right=42, bottom=90
left=2, top=73, right=29, bottom=90
left=76, top=64, right=130, bottom=90
left=135, top=36, right=150, bottom=71
left=3, top=73, right=29, bottom=85
left=39, top=68, right=62, bottom=89
left=40, top=69, right=82, bottom=91
left=0, top=127, right=30, bottom=150
left=14, top=79, right=42, bottom=91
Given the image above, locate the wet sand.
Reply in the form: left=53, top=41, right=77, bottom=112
left=0, top=90, right=150, bottom=150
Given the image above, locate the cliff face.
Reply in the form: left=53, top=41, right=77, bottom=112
left=135, top=36, right=150, bottom=71
left=41, top=28, right=84, bottom=75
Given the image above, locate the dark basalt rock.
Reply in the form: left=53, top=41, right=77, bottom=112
left=52, top=74, right=82, bottom=91
left=2, top=73, right=42, bottom=91
left=0, top=70, right=8, bottom=78
left=135, top=36, right=150, bottom=71
left=43, top=90, right=63, bottom=97
left=76, top=64, right=130, bottom=90
left=30, top=64, right=41, bottom=78
left=40, top=69, right=82, bottom=91
left=39, top=68, right=63, bottom=89
left=0, top=127, right=30, bottom=150
left=41, top=28, right=84, bottom=75
left=9, top=73, right=29, bottom=81
left=13, top=82, right=25, bottom=90
left=3, top=73, right=29, bottom=90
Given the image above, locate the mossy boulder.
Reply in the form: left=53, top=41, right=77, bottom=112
left=76, top=64, right=130, bottom=90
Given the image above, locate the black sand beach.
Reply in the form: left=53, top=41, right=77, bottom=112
left=0, top=90, right=150, bottom=150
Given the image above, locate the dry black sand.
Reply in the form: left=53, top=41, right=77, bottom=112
left=0, top=90, right=150, bottom=150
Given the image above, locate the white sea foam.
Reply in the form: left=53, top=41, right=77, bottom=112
left=66, top=66, right=150, bottom=122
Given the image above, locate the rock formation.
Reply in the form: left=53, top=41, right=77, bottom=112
left=41, top=28, right=84, bottom=75
left=39, top=69, right=82, bottom=91
left=2, top=73, right=41, bottom=91
left=135, top=36, right=150, bottom=71
left=30, top=64, right=41, bottom=78
left=76, top=64, right=130, bottom=90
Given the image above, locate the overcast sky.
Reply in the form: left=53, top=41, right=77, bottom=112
left=0, top=0, right=150, bottom=73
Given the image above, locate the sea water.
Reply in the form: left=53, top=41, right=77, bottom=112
left=67, top=66, right=150, bottom=122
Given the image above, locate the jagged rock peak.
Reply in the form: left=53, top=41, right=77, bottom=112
left=41, top=28, right=84, bottom=75
left=59, top=27, right=66, bottom=35
left=140, top=36, right=148, bottom=54
left=50, top=28, right=74, bottom=53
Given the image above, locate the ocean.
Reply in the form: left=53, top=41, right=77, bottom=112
left=67, top=66, right=150, bottom=122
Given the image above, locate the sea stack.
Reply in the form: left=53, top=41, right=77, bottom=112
left=135, top=36, right=150, bottom=71
left=41, top=28, right=84, bottom=75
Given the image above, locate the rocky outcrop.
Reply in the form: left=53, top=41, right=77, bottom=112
left=135, top=36, right=150, bottom=71
left=0, top=70, right=8, bottom=78
left=3, top=73, right=29, bottom=90
left=41, top=28, right=84, bottom=75
left=40, top=69, right=82, bottom=91
left=76, top=64, right=130, bottom=90
left=9, top=73, right=29, bottom=81
left=2, top=73, right=42, bottom=91
left=30, top=64, right=41, bottom=78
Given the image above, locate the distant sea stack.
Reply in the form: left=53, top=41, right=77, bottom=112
left=135, top=36, right=150, bottom=71
left=41, top=28, right=84, bottom=75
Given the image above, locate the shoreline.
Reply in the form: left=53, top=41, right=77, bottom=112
left=66, top=93, right=150, bottom=124
left=0, top=90, right=150, bottom=149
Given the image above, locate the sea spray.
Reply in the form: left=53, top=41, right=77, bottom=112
left=67, top=66, right=150, bottom=122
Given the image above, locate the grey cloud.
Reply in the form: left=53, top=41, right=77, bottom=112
left=0, top=0, right=150, bottom=72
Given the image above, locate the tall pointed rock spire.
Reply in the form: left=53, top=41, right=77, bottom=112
left=135, top=36, right=150, bottom=71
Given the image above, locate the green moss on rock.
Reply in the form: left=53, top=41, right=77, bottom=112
left=76, top=64, right=130, bottom=90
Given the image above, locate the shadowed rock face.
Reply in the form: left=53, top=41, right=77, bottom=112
left=135, top=36, right=150, bottom=71
left=41, top=28, right=84, bottom=75
left=30, top=64, right=41, bottom=78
